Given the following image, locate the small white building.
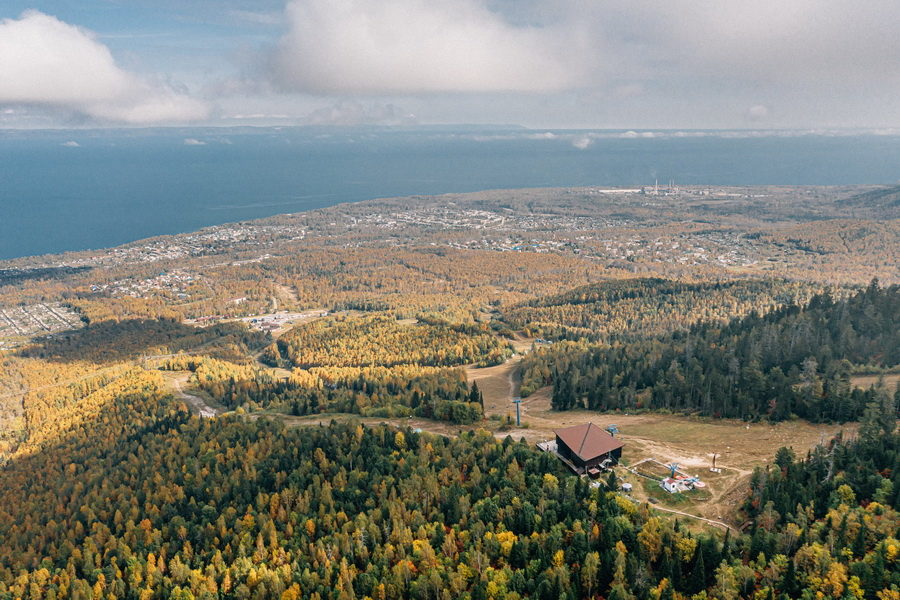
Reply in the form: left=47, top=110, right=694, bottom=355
left=660, top=478, right=682, bottom=494
left=660, top=476, right=701, bottom=493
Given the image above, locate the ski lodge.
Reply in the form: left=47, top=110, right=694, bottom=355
left=552, top=423, right=624, bottom=477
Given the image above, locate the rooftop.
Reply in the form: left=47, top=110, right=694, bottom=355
left=555, top=423, right=624, bottom=461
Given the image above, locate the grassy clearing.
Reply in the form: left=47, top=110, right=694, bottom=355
left=850, top=372, right=900, bottom=392
left=641, top=479, right=713, bottom=508
left=496, top=395, right=855, bottom=525
left=616, top=415, right=856, bottom=470
left=466, top=358, right=517, bottom=412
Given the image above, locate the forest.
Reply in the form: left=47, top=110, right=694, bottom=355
left=264, top=315, right=512, bottom=369
left=20, top=319, right=270, bottom=364
left=1, top=187, right=899, bottom=599
left=0, top=393, right=896, bottom=600
left=522, top=281, right=898, bottom=422
left=0, top=266, right=92, bottom=286
left=160, top=356, right=485, bottom=424
left=503, top=278, right=819, bottom=343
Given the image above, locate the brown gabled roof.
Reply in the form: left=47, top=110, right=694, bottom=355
left=555, top=423, right=624, bottom=461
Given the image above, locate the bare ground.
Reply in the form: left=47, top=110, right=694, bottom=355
left=464, top=332, right=535, bottom=416
left=274, top=283, right=300, bottom=307
left=164, top=372, right=224, bottom=418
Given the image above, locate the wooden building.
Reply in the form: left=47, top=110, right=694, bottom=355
left=555, top=423, right=624, bottom=476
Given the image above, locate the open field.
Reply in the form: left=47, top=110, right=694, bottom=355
left=466, top=356, right=520, bottom=413
left=464, top=332, right=535, bottom=416
left=851, top=372, right=900, bottom=392
left=494, top=384, right=857, bottom=525
left=497, top=385, right=856, bottom=466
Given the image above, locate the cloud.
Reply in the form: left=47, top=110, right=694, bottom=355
left=61, top=140, right=80, bottom=147
left=261, top=0, right=900, bottom=127
left=571, top=136, right=593, bottom=150
left=271, top=0, right=586, bottom=94
left=0, top=11, right=209, bottom=124
left=183, top=138, right=207, bottom=146
left=4, top=2, right=898, bottom=129
left=746, top=105, right=769, bottom=121
left=305, top=101, right=417, bottom=126
left=227, top=9, right=282, bottom=26
left=580, top=1, right=900, bottom=92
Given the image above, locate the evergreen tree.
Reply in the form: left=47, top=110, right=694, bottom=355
left=688, top=548, right=706, bottom=594
left=779, top=558, right=798, bottom=598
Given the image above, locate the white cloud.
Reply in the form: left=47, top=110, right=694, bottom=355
left=260, top=0, right=900, bottom=127
left=227, top=9, right=282, bottom=26
left=0, top=11, right=209, bottom=124
left=305, top=101, right=417, bottom=126
left=272, top=0, right=586, bottom=94
left=577, top=1, right=900, bottom=97
left=4, top=2, right=899, bottom=129
left=183, top=138, right=207, bottom=146
left=746, top=105, right=769, bottom=121
left=571, top=135, right=593, bottom=150
left=61, top=140, right=80, bottom=147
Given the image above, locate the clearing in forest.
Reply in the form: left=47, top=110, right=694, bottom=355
left=498, top=385, right=856, bottom=526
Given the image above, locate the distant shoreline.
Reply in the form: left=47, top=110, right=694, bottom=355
left=2, top=128, right=899, bottom=260
left=1, top=182, right=891, bottom=270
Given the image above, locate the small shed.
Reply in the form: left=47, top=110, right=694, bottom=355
left=660, top=478, right=680, bottom=493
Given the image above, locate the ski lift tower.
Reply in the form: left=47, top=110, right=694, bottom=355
left=512, top=397, right=522, bottom=427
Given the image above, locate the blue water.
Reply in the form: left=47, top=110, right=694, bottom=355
left=1, top=127, right=899, bottom=260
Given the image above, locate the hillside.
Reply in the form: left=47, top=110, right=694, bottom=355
left=842, top=184, right=900, bottom=218
left=1, top=185, right=899, bottom=599
left=522, top=282, right=898, bottom=422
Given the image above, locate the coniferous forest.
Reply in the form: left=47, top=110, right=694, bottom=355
left=523, top=282, right=898, bottom=422
left=0, top=399, right=897, bottom=600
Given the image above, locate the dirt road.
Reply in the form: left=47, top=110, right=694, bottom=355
left=168, top=373, right=220, bottom=418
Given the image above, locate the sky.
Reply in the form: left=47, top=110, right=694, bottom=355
left=1, top=0, right=899, bottom=130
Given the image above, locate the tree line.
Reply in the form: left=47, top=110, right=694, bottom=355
left=160, top=356, right=485, bottom=424
left=503, top=278, right=818, bottom=343
left=524, top=281, right=897, bottom=422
